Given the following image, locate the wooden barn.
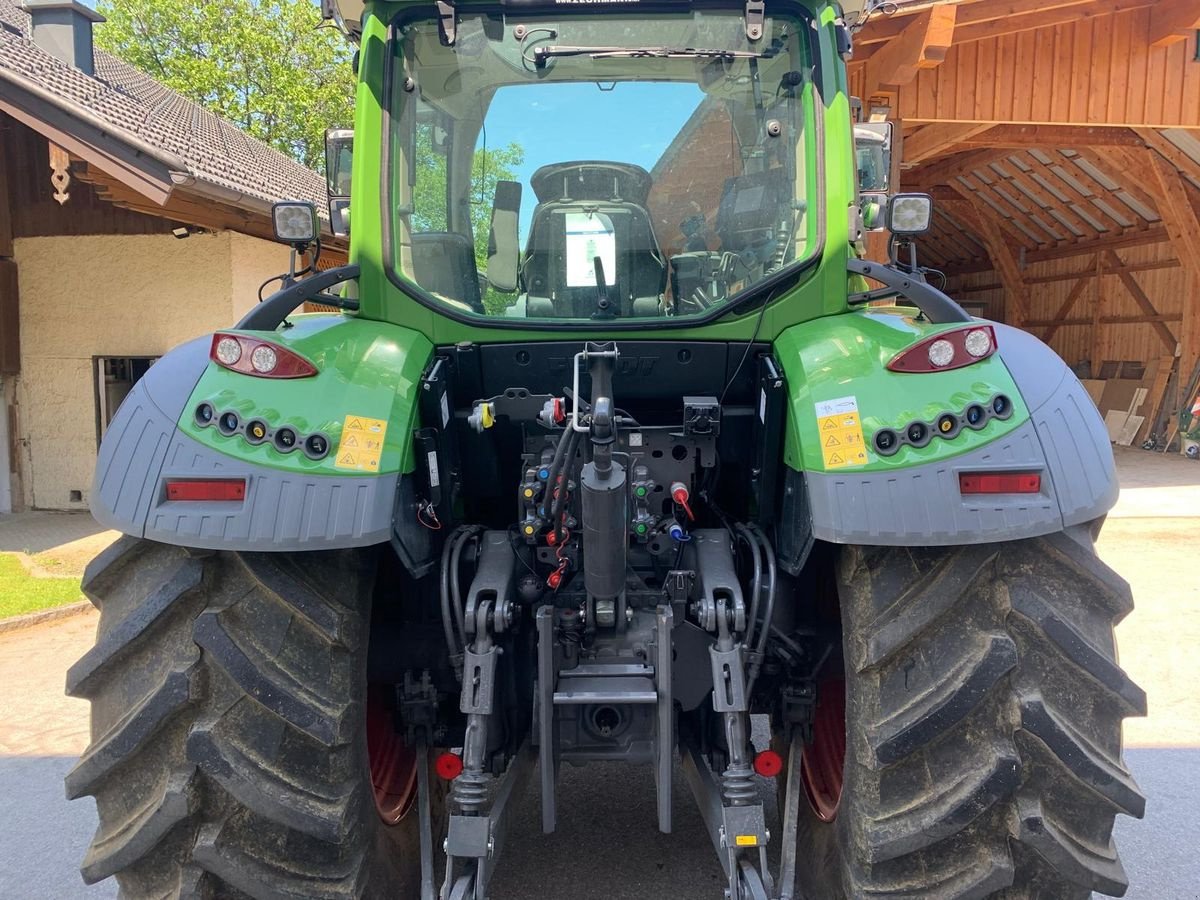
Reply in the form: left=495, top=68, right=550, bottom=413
left=852, top=0, right=1200, bottom=449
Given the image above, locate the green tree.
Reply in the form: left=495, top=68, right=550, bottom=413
left=412, top=125, right=524, bottom=314
left=95, top=0, right=354, bottom=168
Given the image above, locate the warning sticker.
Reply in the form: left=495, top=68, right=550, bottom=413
left=815, top=396, right=868, bottom=470
left=734, top=835, right=759, bottom=847
left=335, top=415, right=388, bottom=472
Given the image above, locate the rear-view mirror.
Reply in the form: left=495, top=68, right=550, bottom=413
left=487, top=181, right=522, bottom=293
left=854, top=122, right=893, bottom=193
left=325, top=128, right=353, bottom=237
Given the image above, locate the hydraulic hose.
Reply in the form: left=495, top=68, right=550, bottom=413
left=542, top=423, right=574, bottom=524
left=735, top=524, right=763, bottom=649
left=450, top=527, right=481, bottom=647
left=746, top=523, right=777, bottom=695
left=551, top=428, right=583, bottom=544
left=440, top=525, right=476, bottom=679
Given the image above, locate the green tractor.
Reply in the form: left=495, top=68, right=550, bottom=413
left=67, top=2, right=1144, bottom=898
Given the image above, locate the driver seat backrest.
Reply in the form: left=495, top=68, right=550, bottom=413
left=520, top=180, right=666, bottom=316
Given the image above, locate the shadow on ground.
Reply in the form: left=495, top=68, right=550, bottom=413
left=5, top=747, right=1193, bottom=900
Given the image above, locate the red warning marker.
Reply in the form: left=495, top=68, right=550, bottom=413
left=753, top=749, right=784, bottom=778
left=435, top=752, right=464, bottom=781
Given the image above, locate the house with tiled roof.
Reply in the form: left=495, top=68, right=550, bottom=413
left=0, top=0, right=341, bottom=513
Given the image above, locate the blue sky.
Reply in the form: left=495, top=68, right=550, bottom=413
left=480, top=81, right=704, bottom=232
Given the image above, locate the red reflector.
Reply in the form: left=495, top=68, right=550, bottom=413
left=959, top=472, right=1041, bottom=494
left=753, top=750, right=784, bottom=778
left=166, top=479, right=247, bottom=502
left=435, top=752, right=464, bottom=781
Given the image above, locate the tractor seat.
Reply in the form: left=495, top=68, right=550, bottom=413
left=519, top=161, right=666, bottom=318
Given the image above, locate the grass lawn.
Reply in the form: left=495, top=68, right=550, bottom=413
left=0, top=553, right=83, bottom=619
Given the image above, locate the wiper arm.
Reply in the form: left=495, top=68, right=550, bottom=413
left=532, top=45, right=767, bottom=67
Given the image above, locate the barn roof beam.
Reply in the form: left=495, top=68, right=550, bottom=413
left=1149, top=0, right=1200, bottom=48
left=862, top=6, right=957, bottom=101
left=942, top=187, right=1033, bottom=326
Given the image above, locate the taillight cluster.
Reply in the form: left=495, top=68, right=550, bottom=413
left=210, top=333, right=317, bottom=378
left=888, top=326, right=997, bottom=373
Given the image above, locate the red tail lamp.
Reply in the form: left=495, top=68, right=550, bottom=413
left=753, top=749, right=784, bottom=778
left=210, top=333, right=317, bottom=378
left=959, top=472, right=1042, bottom=495
left=166, top=479, right=246, bottom=502
left=435, top=752, right=464, bottom=781
left=888, top=326, right=998, bottom=373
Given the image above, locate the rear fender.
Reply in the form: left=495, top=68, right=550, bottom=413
left=91, top=315, right=432, bottom=551
left=772, top=309, right=1116, bottom=547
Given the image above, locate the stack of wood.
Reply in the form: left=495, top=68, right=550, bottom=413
left=1079, top=356, right=1176, bottom=447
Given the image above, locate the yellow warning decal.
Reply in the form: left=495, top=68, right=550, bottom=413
left=815, top=396, right=868, bottom=470
left=335, top=415, right=388, bottom=472
left=735, top=835, right=759, bottom=847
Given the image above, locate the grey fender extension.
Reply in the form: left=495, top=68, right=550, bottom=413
left=805, top=324, right=1117, bottom=546
left=91, top=339, right=395, bottom=551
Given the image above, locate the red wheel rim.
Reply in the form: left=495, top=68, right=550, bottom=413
left=801, top=677, right=846, bottom=822
left=366, top=686, right=418, bottom=825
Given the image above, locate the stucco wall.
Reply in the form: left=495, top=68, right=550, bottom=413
left=14, top=232, right=291, bottom=510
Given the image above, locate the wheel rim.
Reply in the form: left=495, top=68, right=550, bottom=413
left=366, top=686, right=419, bottom=825
left=801, top=677, right=846, bottom=822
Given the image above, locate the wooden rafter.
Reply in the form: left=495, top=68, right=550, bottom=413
left=1135, top=129, right=1200, bottom=181
left=862, top=6, right=957, bottom=100
left=1043, top=152, right=1143, bottom=234
left=854, top=0, right=1125, bottom=48
left=944, top=186, right=1032, bottom=326
left=1004, top=164, right=1097, bottom=241
left=1149, top=0, right=1200, bottom=47
left=1071, top=148, right=1164, bottom=222
left=942, top=226, right=1171, bottom=275
left=940, top=125, right=1146, bottom=149
left=902, top=122, right=995, bottom=165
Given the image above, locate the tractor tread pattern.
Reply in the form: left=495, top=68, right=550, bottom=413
left=66, top=664, right=197, bottom=800
left=66, top=541, right=413, bottom=900
left=819, top=533, right=1144, bottom=900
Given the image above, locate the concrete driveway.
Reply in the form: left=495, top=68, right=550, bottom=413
left=2, top=447, right=1198, bottom=899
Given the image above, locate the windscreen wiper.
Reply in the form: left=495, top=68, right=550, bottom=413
left=531, top=45, right=769, bottom=67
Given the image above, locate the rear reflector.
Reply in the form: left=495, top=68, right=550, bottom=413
left=166, top=479, right=247, bottom=502
left=959, top=472, right=1041, bottom=494
left=435, top=752, right=464, bottom=781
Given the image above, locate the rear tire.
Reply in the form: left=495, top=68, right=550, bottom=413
left=65, top=537, right=440, bottom=899
left=790, top=529, right=1145, bottom=899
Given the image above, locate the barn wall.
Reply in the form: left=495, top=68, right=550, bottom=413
left=851, top=10, right=1200, bottom=127
left=949, top=239, right=1184, bottom=372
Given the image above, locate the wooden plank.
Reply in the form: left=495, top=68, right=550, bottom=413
left=863, top=6, right=958, bottom=99
left=953, top=0, right=1156, bottom=46
left=0, top=136, right=11, bottom=258
left=0, top=259, right=18, bottom=376
left=1135, top=356, right=1175, bottom=443
left=1105, top=249, right=1178, bottom=350
left=1041, top=274, right=1092, bottom=344
left=1089, top=252, right=1106, bottom=369
left=1023, top=314, right=1184, bottom=327
left=1149, top=0, right=1200, bottom=47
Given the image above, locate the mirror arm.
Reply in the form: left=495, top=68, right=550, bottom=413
left=237, top=265, right=361, bottom=331
left=847, top=259, right=971, bottom=324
